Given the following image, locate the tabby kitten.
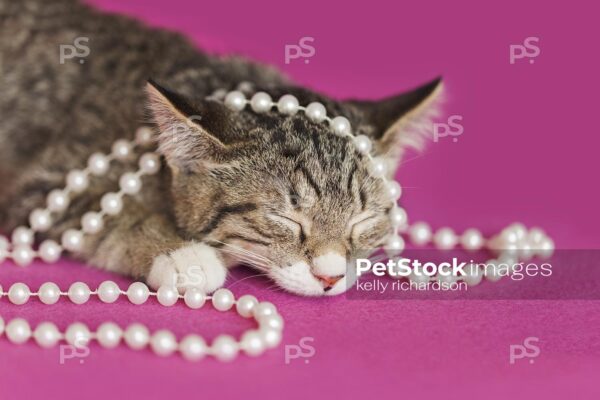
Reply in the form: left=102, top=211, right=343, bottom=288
left=0, top=0, right=442, bottom=296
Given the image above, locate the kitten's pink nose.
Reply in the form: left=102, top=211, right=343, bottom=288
left=314, top=274, right=344, bottom=291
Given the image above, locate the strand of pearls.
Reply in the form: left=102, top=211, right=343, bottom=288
left=0, top=83, right=554, bottom=361
left=217, top=84, right=555, bottom=284
left=0, top=128, right=157, bottom=266
left=0, top=281, right=283, bottom=361
left=0, top=124, right=284, bottom=361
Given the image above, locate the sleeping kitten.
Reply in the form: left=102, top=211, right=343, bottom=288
left=0, top=0, right=442, bottom=296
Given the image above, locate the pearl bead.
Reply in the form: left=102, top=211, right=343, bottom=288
left=0, top=235, right=7, bottom=250
left=536, top=237, right=555, bottom=259
left=150, top=329, right=177, bottom=356
left=33, top=322, right=61, bottom=348
left=112, top=139, right=132, bottom=160
left=46, top=189, right=70, bottom=212
left=236, top=294, right=258, bottom=318
left=179, top=334, right=207, bottom=361
left=87, top=153, right=110, bottom=176
left=258, top=314, right=284, bottom=331
left=68, top=282, right=91, bottom=304
left=135, top=126, right=155, bottom=146
left=305, top=102, right=327, bottom=123
left=240, top=330, right=265, bottom=357
left=224, top=90, right=246, bottom=111
left=250, top=92, right=273, bottom=113
left=433, top=227, right=458, bottom=250
left=277, top=94, right=299, bottom=115
left=384, top=234, right=405, bottom=257
left=212, top=335, right=238, bottom=362
left=369, top=157, right=388, bottom=177
left=385, top=181, right=402, bottom=201
left=8, top=283, right=30, bottom=305
left=210, top=89, right=227, bottom=100
left=237, top=81, right=253, bottom=92
left=517, top=239, right=534, bottom=261
left=330, top=116, right=351, bottom=136
left=6, top=318, right=31, bottom=344
left=29, top=208, right=52, bottom=232
left=66, top=169, right=89, bottom=193
left=38, top=282, right=61, bottom=305
left=183, top=288, right=205, bottom=309
left=259, top=327, right=282, bottom=349
left=12, top=245, right=35, bottom=266
left=212, top=288, right=234, bottom=311
left=389, top=207, right=408, bottom=228
left=61, top=229, right=84, bottom=252
left=81, top=211, right=104, bottom=234
left=127, top=282, right=150, bottom=305
left=502, top=242, right=519, bottom=258
left=353, top=135, right=372, bottom=154
left=39, top=240, right=62, bottom=263
left=509, top=223, right=527, bottom=241
left=65, top=322, right=91, bottom=346
left=157, top=286, right=179, bottom=306
left=528, top=227, right=545, bottom=245
left=100, top=193, right=123, bottom=215
left=138, top=153, right=161, bottom=175
left=12, top=226, right=34, bottom=246
left=124, top=323, right=150, bottom=350
left=483, top=260, right=504, bottom=282
left=97, top=322, right=122, bottom=348
left=461, top=228, right=484, bottom=251
left=499, top=227, right=518, bottom=245
left=98, top=281, right=120, bottom=303
left=119, top=172, right=142, bottom=195
left=461, top=263, right=483, bottom=286
left=409, top=269, right=431, bottom=284
left=437, top=272, right=457, bottom=285
left=253, top=301, right=277, bottom=319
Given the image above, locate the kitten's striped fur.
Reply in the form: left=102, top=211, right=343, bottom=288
left=0, top=0, right=442, bottom=295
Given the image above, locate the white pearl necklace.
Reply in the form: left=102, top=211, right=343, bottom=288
left=0, top=83, right=555, bottom=360
left=0, top=281, right=282, bottom=361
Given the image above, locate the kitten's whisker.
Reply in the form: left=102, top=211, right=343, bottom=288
left=228, top=273, right=271, bottom=288
left=213, top=239, right=272, bottom=263
left=218, top=247, right=272, bottom=268
left=219, top=250, right=274, bottom=273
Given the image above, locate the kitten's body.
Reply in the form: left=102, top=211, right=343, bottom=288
left=0, top=0, right=442, bottom=295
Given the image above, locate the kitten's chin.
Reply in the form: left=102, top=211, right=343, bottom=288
left=269, top=262, right=352, bottom=297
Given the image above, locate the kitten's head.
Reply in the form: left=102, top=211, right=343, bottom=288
left=146, top=78, right=442, bottom=296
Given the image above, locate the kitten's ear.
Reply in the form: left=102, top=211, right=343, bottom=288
left=350, top=77, right=443, bottom=161
left=145, top=80, right=230, bottom=174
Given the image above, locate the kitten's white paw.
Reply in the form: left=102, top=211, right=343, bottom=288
left=147, top=242, right=226, bottom=293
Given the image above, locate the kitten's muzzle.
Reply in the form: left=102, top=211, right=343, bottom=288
left=314, top=274, right=344, bottom=291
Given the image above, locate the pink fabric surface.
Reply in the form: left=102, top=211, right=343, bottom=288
left=1, top=1, right=599, bottom=399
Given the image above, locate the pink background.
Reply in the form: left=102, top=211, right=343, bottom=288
left=1, top=1, right=599, bottom=399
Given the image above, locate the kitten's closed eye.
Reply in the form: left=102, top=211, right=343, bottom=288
left=348, top=213, right=386, bottom=247
left=266, top=213, right=308, bottom=242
